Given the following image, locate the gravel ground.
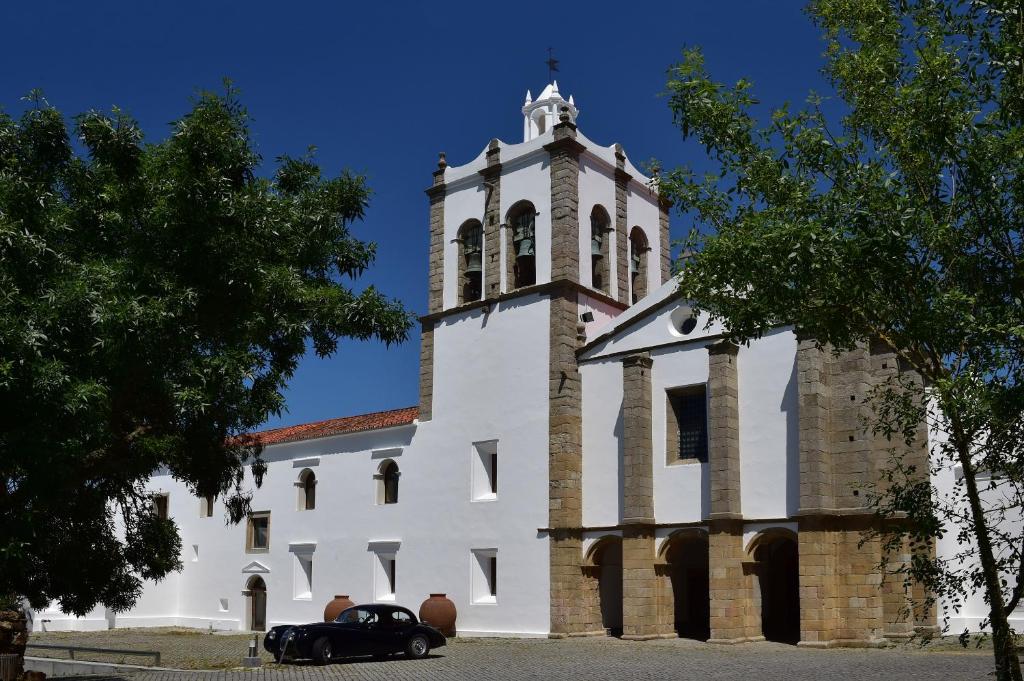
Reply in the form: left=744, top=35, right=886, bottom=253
left=27, top=628, right=995, bottom=680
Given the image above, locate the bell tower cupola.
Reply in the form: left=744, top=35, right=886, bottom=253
left=522, top=81, right=578, bottom=141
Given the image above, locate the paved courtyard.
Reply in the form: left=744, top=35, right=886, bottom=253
left=26, top=628, right=995, bottom=680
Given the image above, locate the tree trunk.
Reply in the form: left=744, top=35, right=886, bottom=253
left=0, top=608, right=26, bottom=681
left=958, top=449, right=1023, bottom=681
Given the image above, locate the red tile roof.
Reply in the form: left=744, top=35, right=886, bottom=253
left=243, top=406, right=418, bottom=446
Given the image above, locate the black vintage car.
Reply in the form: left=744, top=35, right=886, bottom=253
left=263, top=604, right=446, bottom=664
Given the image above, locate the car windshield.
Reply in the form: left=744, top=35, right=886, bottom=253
left=336, top=607, right=378, bottom=624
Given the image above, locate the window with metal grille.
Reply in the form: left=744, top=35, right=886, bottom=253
left=667, top=386, right=708, bottom=463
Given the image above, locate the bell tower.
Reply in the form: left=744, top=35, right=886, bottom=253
left=416, top=81, right=671, bottom=638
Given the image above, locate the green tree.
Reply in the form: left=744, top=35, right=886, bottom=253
left=661, top=1, right=1023, bottom=679
left=0, top=88, right=411, bottom=617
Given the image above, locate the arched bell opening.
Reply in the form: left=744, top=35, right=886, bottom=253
left=506, top=201, right=537, bottom=290
left=244, top=575, right=267, bottom=632
left=590, top=205, right=611, bottom=293
left=749, top=531, right=800, bottom=644
left=457, top=219, right=483, bottom=304
left=585, top=536, right=623, bottom=637
left=663, top=531, right=710, bottom=640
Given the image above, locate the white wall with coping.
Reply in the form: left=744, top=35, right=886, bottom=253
left=737, top=329, right=800, bottom=519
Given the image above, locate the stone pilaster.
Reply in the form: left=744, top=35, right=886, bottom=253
left=614, top=146, right=630, bottom=306
left=797, top=338, right=833, bottom=512
left=426, top=155, right=446, bottom=314
left=547, top=288, right=586, bottom=635
left=707, top=520, right=756, bottom=643
left=622, top=353, right=653, bottom=524
left=480, top=140, right=502, bottom=299
left=708, top=341, right=741, bottom=519
left=658, top=196, right=671, bottom=284
left=622, top=526, right=665, bottom=640
left=418, top=321, right=434, bottom=421
left=545, top=110, right=584, bottom=284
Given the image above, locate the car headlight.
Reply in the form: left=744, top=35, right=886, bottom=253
left=267, top=630, right=277, bottom=640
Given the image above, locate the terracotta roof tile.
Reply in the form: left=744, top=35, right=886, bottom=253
left=243, top=406, right=418, bottom=446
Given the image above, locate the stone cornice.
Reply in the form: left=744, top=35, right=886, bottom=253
left=417, top=279, right=627, bottom=325
left=543, top=136, right=586, bottom=156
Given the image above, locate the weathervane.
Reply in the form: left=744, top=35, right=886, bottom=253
left=546, top=47, right=559, bottom=82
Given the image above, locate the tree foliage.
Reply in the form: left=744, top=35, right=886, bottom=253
left=662, top=1, right=1023, bottom=678
left=0, top=87, right=412, bottom=616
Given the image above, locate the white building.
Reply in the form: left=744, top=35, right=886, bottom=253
left=37, top=83, right=1014, bottom=644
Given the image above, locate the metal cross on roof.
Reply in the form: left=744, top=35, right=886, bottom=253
left=546, top=47, right=559, bottom=82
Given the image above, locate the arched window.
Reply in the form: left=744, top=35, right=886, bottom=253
left=506, top=202, right=536, bottom=289
left=590, top=206, right=611, bottom=293
left=376, top=460, right=400, bottom=505
left=457, top=220, right=483, bottom=304
left=297, top=469, right=316, bottom=511
left=629, top=227, right=649, bottom=303
left=533, top=109, right=547, bottom=136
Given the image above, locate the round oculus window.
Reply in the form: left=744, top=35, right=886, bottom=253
left=669, top=306, right=699, bottom=337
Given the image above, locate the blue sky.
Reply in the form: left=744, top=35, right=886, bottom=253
left=1, top=2, right=833, bottom=430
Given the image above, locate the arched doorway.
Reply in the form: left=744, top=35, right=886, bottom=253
left=590, top=538, right=623, bottom=637
left=755, top=536, right=800, bottom=644
left=664, top=532, right=710, bottom=640
left=246, top=576, right=267, bottom=632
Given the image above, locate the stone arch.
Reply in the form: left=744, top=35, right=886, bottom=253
left=375, top=459, right=400, bottom=505
left=584, top=535, right=623, bottom=637
left=456, top=219, right=483, bottom=304
left=628, top=226, right=649, bottom=304
left=657, top=529, right=710, bottom=640
left=746, top=528, right=800, bottom=644
left=589, top=205, right=611, bottom=293
left=244, top=575, right=267, bottom=632
left=506, top=200, right=537, bottom=289
left=296, top=468, right=316, bottom=511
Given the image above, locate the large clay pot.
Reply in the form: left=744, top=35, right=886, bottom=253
left=323, top=595, right=355, bottom=622
left=418, top=594, right=456, bottom=636
left=0, top=608, right=27, bottom=681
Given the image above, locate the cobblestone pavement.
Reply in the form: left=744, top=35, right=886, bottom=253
left=28, top=629, right=994, bottom=680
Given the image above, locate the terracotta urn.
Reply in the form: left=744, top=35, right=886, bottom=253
left=419, top=593, right=456, bottom=636
left=323, top=595, right=355, bottom=622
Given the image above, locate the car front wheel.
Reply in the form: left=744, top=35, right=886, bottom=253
left=311, top=637, right=333, bottom=665
left=405, top=634, right=430, bottom=659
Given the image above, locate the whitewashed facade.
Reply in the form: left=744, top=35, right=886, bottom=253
left=36, top=83, right=1015, bottom=642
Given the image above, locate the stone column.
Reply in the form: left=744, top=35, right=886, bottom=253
left=480, top=140, right=502, bottom=298
left=708, top=341, right=741, bottom=520
left=418, top=321, right=434, bottom=421
left=419, top=154, right=446, bottom=422
left=545, top=108, right=584, bottom=284
left=707, top=519, right=753, bottom=643
left=658, top=195, right=671, bottom=284
left=545, top=107, right=590, bottom=637
left=797, top=338, right=833, bottom=512
left=614, top=145, right=630, bottom=305
left=426, top=155, right=446, bottom=315
left=622, top=353, right=654, bottom=524
left=622, top=526, right=664, bottom=639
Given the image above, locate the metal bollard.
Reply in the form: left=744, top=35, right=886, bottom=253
left=242, top=634, right=261, bottom=668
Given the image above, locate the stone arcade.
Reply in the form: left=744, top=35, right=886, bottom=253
left=35, top=83, right=1010, bottom=642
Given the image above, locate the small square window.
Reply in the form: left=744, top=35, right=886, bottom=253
left=373, top=552, right=397, bottom=602
left=471, top=441, right=498, bottom=501
left=152, top=494, right=169, bottom=520
left=471, top=549, right=498, bottom=604
left=247, top=513, right=270, bottom=552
